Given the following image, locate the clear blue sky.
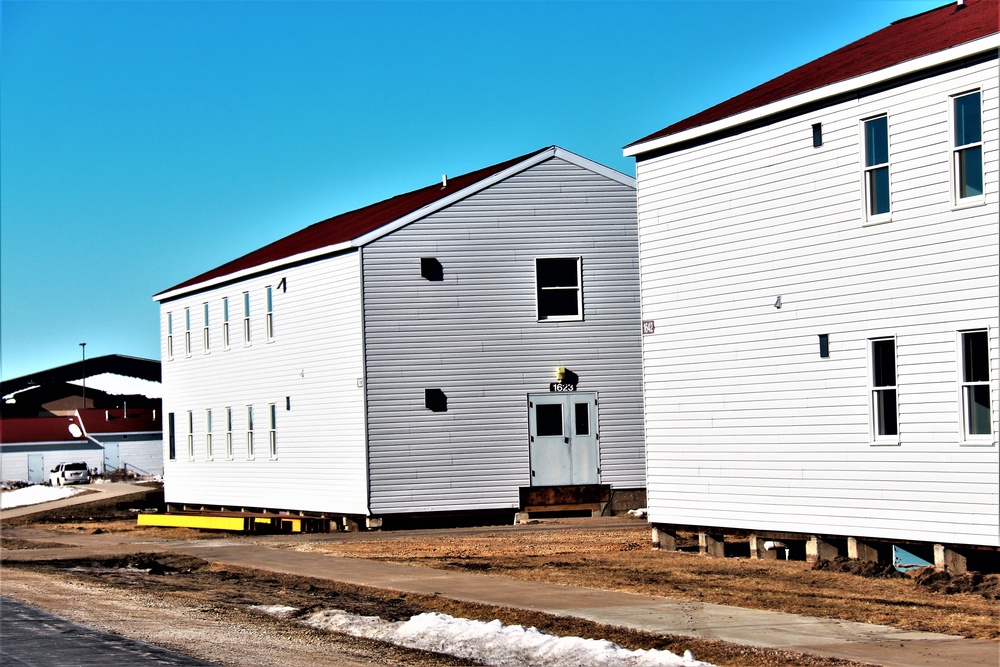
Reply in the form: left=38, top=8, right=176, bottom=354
left=1, top=0, right=942, bottom=381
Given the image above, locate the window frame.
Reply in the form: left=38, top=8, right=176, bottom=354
left=222, top=297, right=231, bottom=350
left=861, top=114, right=891, bottom=224
left=268, top=403, right=277, bottom=459
left=246, top=405, right=255, bottom=459
left=958, top=329, right=994, bottom=444
left=535, top=256, right=583, bottom=322
left=951, top=90, right=985, bottom=207
left=266, top=286, right=274, bottom=342
left=202, top=303, right=211, bottom=354
left=167, top=412, right=176, bottom=460
left=868, top=336, right=899, bottom=445
left=186, top=410, right=194, bottom=461
left=205, top=408, right=213, bottom=460
left=184, top=307, right=192, bottom=357
left=166, top=313, right=174, bottom=361
left=225, top=407, right=234, bottom=460
left=243, top=292, right=251, bottom=346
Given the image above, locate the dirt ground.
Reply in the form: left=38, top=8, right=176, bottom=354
left=2, top=488, right=997, bottom=666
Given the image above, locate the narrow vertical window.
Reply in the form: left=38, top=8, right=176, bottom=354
left=186, top=410, right=194, bottom=460
left=953, top=91, right=983, bottom=201
left=167, top=412, right=176, bottom=460
left=870, top=337, right=898, bottom=442
left=536, top=257, right=583, bottom=321
left=863, top=115, right=890, bottom=218
left=961, top=330, right=992, bottom=439
left=205, top=408, right=213, bottom=460
left=202, top=303, right=210, bottom=353
left=266, top=286, right=274, bottom=341
left=243, top=292, right=251, bottom=345
left=184, top=307, right=192, bottom=357
left=812, top=122, right=823, bottom=148
left=222, top=297, right=231, bottom=350
left=166, top=313, right=174, bottom=361
left=268, top=403, right=277, bottom=459
left=246, top=405, right=255, bottom=458
left=225, top=407, right=233, bottom=460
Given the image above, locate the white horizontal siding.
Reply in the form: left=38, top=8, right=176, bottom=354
left=363, top=157, right=644, bottom=514
left=160, top=252, right=368, bottom=515
left=637, top=57, right=999, bottom=546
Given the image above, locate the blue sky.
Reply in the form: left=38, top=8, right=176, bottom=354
left=1, top=0, right=942, bottom=381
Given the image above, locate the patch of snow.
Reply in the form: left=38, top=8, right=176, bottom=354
left=627, top=508, right=648, bottom=519
left=68, top=373, right=161, bottom=398
left=0, top=484, right=81, bottom=510
left=250, top=605, right=298, bottom=618
left=298, top=609, right=714, bottom=667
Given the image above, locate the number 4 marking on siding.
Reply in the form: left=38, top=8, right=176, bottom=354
left=642, top=321, right=655, bottom=335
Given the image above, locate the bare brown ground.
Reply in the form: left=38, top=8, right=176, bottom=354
left=286, top=520, right=1000, bottom=640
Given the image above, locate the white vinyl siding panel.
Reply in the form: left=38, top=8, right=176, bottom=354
left=363, top=157, right=644, bottom=514
left=159, top=251, right=368, bottom=514
left=637, top=59, right=999, bottom=546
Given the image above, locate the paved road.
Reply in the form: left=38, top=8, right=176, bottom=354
left=0, top=596, right=216, bottom=666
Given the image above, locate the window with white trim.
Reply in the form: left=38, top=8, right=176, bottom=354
left=869, top=337, right=898, bottom=442
left=266, top=286, right=274, bottom=341
left=184, top=307, right=192, bottom=357
left=222, top=297, right=231, bottom=350
left=863, top=115, right=890, bottom=219
left=186, top=410, right=194, bottom=460
left=243, top=292, right=251, bottom=345
left=960, top=330, right=992, bottom=440
left=953, top=91, right=983, bottom=203
left=536, top=257, right=582, bottom=321
left=202, top=303, right=210, bottom=353
left=246, top=405, right=255, bottom=459
left=205, top=408, right=213, bottom=460
left=166, top=313, right=174, bottom=361
left=225, top=407, right=233, bottom=460
left=167, top=412, right=176, bottom=460
left=268, top=403, right=277, bottom=459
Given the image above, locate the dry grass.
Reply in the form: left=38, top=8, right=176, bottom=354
left=294, top=523, right=1000, bottom=640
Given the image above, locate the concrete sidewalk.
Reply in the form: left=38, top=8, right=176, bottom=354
left=0, top=482, right=153, bottom=521
left=163, top=541, right=998, bottom=667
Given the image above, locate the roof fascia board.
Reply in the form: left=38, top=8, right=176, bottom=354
left=349, top=147, right=559, bottom=247
left=625, top=34, right=1000, bottom=158
left=153, top=241, right=354, bottom=302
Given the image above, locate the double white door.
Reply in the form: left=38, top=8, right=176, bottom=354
left=527, top=392, right=598, bottom=486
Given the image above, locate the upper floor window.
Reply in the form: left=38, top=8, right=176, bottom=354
left=960, top=330, right=992, bottom=441
left=869, top=337, right=898, bottom=443
left=243, top=292, right=251, bottom=345
left=222, top=297, right=231, bottom=350
left=536, top=257, right=582, bottom=321
left=184, top=307, right=192, bottom=357
left=953, top=91, right=983, bottom=203
left=863, top=115, right=890, bottom=219
left=202, top=303, right=210, bottom=353
left=166, top=313, right=174, bottom=361
left=266, top=286, right=274, bottom=342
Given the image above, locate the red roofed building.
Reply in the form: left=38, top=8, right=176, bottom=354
left=153, top=147, right=645, bottom=526
left=627, top=1, right=998, bottom=561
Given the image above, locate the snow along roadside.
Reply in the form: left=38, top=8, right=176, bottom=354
left=252, top=605, right=715, bottom=667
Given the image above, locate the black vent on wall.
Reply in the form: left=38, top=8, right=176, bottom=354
left=421, top=258, right=444, bottom=281
left=425, top=388, right=447, bottom=412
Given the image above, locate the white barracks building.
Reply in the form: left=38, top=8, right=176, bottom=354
left=626, top=0, right=998, bottom=566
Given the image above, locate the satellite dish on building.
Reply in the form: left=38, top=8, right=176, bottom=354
left=68, top=423, right=83, bottom=438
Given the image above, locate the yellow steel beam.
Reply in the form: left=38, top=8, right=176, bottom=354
left=137, top=514, right=247, bottom=531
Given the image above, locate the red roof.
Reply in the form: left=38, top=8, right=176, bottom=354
left=0, top=409, right=161, bottom=445
left=627, top=0, right=998, bottom=150
left=161, top=148, right=549, bottom=296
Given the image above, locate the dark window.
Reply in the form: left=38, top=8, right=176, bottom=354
left=536, top=258, right=581, bottom=320
left=574, top=402, right=590, bottom=435
left=954, top=92, right=983, bottom=200
left=864, top=116, right=890, bottom=217
left=871, top=338, right=897, bottom=438
left=819, top=334, right=830, bottom=358
left=167, top=412, right=176, bottom=460
left=962, top=330, right=991, bottom=437
left=812, top=123, right=822, bottom=148
left=536, top=404, right=563, bottom=436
